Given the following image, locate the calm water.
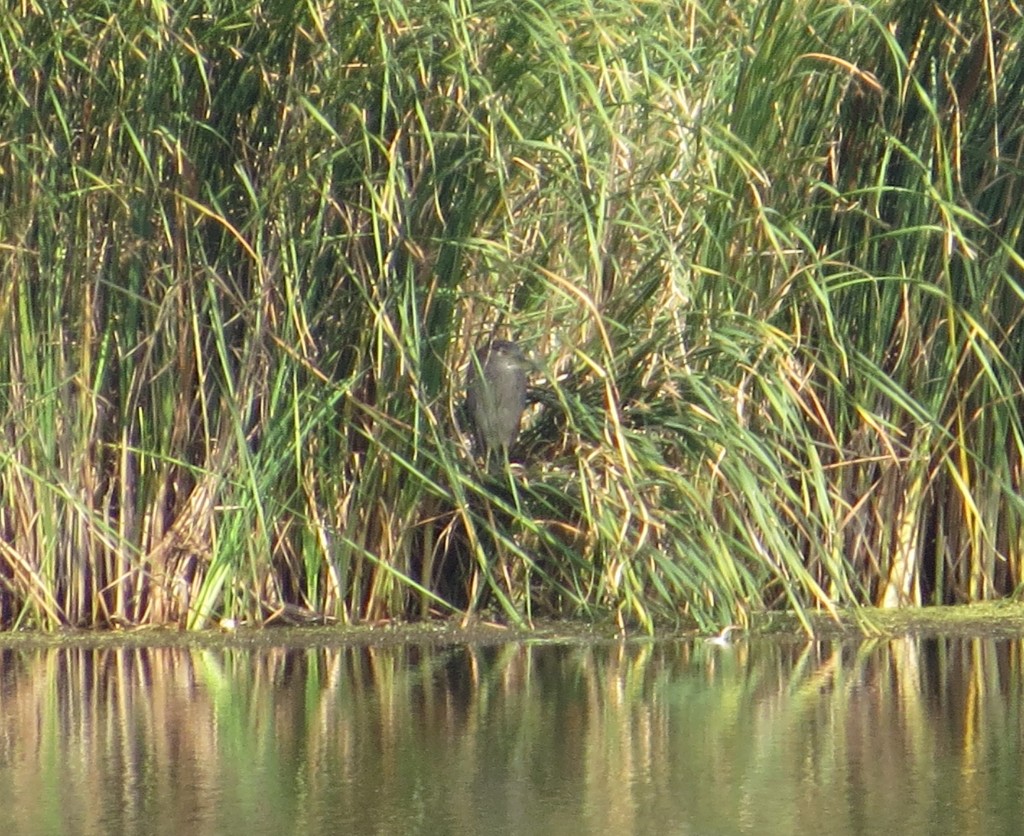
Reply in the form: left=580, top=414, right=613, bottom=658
left=0, top=633, right=1022, bottom=835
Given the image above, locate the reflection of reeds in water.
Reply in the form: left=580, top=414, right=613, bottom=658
left=1, top=637, right=1023, bottom=833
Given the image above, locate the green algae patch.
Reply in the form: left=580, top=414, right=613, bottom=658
left=0, top=618, right=629, bottom=651
left=3, top=604, right=1024, bottom=649
left=758, top=601, right=1024, bottom=640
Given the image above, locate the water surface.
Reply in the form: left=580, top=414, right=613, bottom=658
left=1, top=634, right=1021, bottom=835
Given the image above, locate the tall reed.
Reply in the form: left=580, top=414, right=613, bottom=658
left=0, top=0, right=1021, bottom=631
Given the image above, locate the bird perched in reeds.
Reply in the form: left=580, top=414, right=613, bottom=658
left=466, top=340, right=529, bottom=467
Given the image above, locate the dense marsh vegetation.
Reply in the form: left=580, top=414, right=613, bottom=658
left=0, top=0, right=1022, bottom=631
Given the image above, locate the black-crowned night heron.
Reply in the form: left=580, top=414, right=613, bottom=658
left=466, top=340, right=529, bottom=467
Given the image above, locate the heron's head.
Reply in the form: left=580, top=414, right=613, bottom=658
left=486, top=340, right=528, bottom=365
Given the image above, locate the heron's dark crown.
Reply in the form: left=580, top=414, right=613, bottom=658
left=485, top=340, right=525, bottom=360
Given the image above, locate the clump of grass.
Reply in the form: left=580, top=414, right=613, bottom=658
left=0, top=0, right=1022, bottom=632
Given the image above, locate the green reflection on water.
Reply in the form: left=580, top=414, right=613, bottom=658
left=0, top=636, right=1022, bottom=835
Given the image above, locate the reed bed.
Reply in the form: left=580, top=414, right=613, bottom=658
left=0, top=0, right=1021, bottom=631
